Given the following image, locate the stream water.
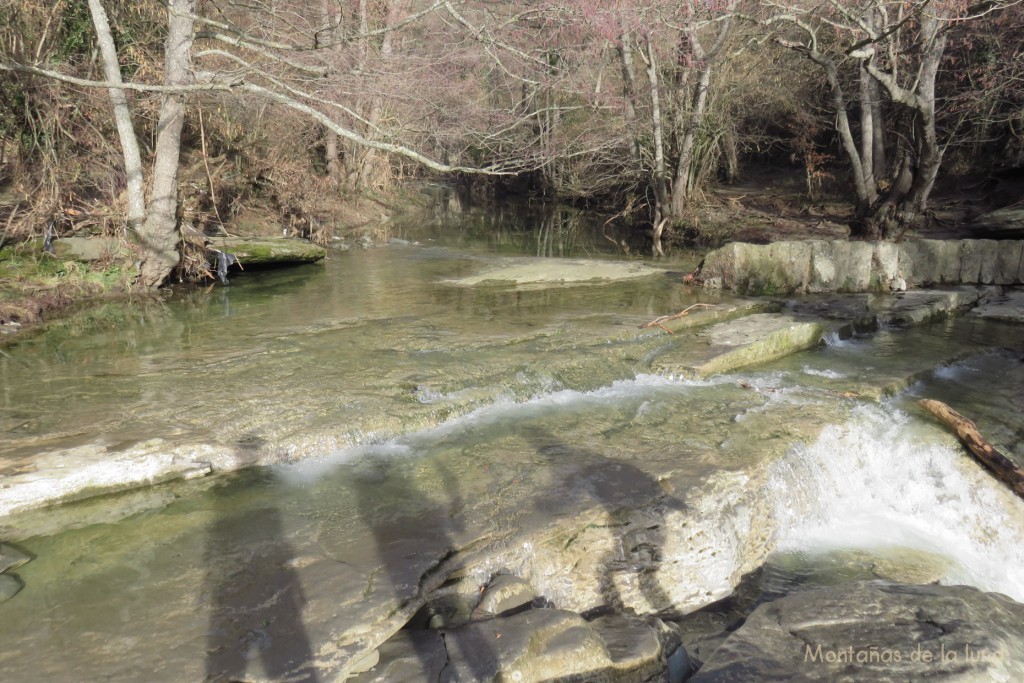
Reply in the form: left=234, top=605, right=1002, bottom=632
left=1, top=206, right=1023, bottom=681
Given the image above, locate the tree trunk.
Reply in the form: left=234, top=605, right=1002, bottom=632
left=643, top=36, right=670, bottom=228
left=137, top=0, right=195, bottom=287
left=363, top=0, right=401, bottom=189
left=919, top=399, right=1024, bottom=500
left=616, top=29, right=641, bottom=164
left=87, top=0, right=146, bottom=230
left=858, top=63, right=877, bottom=196
left=345, top=0, right=372, bottom=187
left=670, top=55, right=712, bottom=217
left=863, top=14, right=946, bottom=237
left=814, top=55, right=875, bottom=236
left=322, top=0, right=341, bottom=183
left=869, top=77, right=886, bottom=180
left=720, top=125, right=738, bottom=183
left=896, top=19, right=946, bottom=228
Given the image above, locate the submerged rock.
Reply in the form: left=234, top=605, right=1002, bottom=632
left=0, top=574, right=22, bottom=602
left=443, top=257, right=667, bottom=288
left=0, top=543, right=31, bottom=573
left=872, top=287, right=993, bottom=326
left=691, top=581, right=1024, bottom=681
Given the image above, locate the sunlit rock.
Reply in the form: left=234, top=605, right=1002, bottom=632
left=477, top=574, right=536, bottom=616
left=652, top=314, right=823, bottom=378
left=442, top=257, right=668, bottom=288
left=51, top=237, right=133, bottom=263
left=440, top=608, right=674, bottom=683
left=701, top=239, right=1024, bottom=294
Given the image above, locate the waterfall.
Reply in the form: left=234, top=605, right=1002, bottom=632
left=770, top=403, right=1024, bottom=600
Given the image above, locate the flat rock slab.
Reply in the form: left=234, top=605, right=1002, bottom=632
left=691, top=581, right=1024, bottom=681
left=652, top=299, right=782, bottom=334
left=443, top=258, right=667, bottom=288
left=0, top=440, right=219, bottom=517
left=652, top=313, right=823, bottom=378
left=207, top=237, right=326, bottom=265
left=52, top=237, right=133, bottom=263
left=873, top=287, right=992, bottom=326
left=784, top=287, right=993, bottom=331
left=970, top=289, right=1024, bottom=324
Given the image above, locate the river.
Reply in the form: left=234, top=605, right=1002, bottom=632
left=0, top=203, right=1022, bottom=681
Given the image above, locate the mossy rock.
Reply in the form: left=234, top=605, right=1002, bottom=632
left=207, top=237, right=326, bottom=266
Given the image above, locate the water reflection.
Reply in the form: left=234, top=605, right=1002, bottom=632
left=204, top=475, right=319, bottom=682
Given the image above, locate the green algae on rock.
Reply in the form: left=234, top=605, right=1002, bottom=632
left=207, top=237, right=327, bottom=266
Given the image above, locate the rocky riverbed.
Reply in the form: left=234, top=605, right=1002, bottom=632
left=1, top=244, right=1023, bottom=682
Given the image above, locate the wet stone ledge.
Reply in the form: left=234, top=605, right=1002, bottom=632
left=698, top=239, right=1024, bottom=295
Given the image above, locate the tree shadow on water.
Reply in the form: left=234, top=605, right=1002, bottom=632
left=522, top=426, right=687, bottom=617
left=204, top=474, right=319, bottom=683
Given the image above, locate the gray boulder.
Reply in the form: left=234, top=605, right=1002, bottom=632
left=691, top=581, right=1024, bottom=681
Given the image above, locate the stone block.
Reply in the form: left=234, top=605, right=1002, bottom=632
left=808, top=240, right=836, bottom=292
left=959, top=239, right=999, bottom=283
left=974, top=239, right=999, bottom=284
left=837, top=241, right=873, bottom=292
left=871, top=241, right=900, bottom=290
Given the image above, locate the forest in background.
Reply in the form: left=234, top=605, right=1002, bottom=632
left=1, top=0, right=1023, bottom=287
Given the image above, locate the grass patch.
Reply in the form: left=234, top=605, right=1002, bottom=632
left=0, top=240, right=138, bottom=330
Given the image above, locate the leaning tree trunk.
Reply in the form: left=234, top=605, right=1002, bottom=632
left=87, top=0, right=146, bottom=231
left=137, top=0, right=195, bottom=288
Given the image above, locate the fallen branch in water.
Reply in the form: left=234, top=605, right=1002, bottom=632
left=640, top=303, right=713, bottom=334
left=918, top=398, right=1024, bottom=500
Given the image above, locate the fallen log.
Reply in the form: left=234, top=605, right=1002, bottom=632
left=918, top=398, right=1024, bottom=500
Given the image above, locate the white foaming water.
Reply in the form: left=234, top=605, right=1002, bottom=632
left=277, top=373, right=735, bottom=481
left=800, top=365, right=846, bottom=379
left=932, top=360, right=980, bottom=381
left=770, top=403, right=1024, bottom=601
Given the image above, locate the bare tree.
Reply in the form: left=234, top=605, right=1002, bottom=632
left=2, top=0, right=530, bottom=287
left=764, top=0, right=1024, bottom=238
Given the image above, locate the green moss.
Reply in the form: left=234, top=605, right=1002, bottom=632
left=209, top=238, right=326, bottom=266
left=692, top=322, right=824, bottom=377
left=0, top=239, right=138, bottom=332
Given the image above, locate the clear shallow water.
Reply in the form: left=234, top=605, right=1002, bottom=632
left=1, top=215, right=1023, bottom=680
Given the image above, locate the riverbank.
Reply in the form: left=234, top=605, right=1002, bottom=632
left=0, top=192, right=421, bottom=344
